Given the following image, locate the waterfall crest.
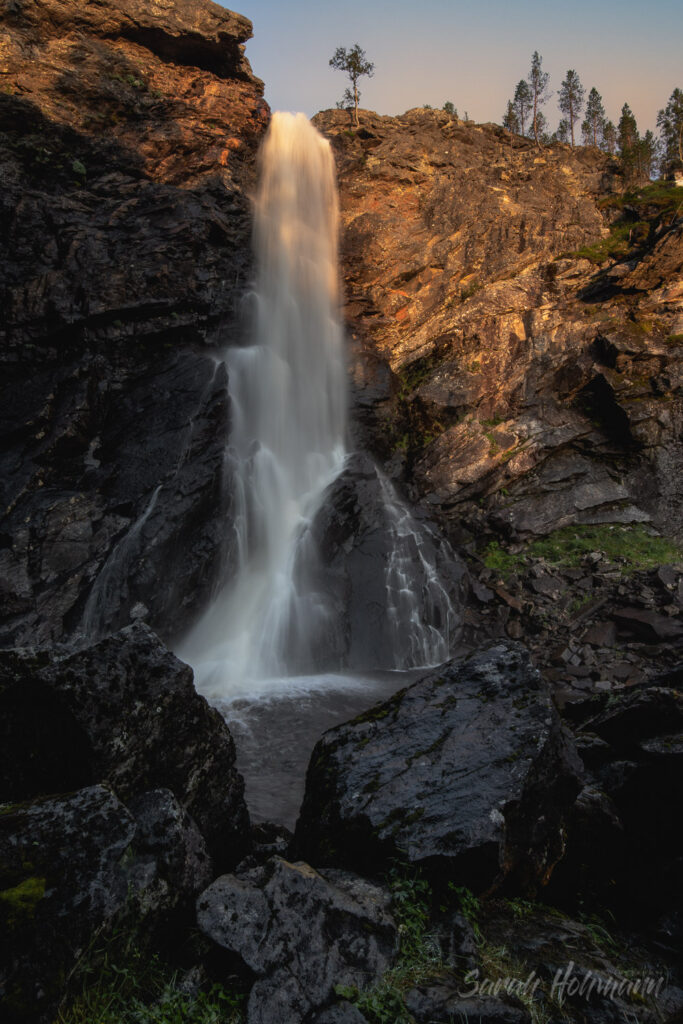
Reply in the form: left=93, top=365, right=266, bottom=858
left=178, top=112, right=347, bottom=695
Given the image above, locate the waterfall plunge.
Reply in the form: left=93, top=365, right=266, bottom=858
left=178, top=113, right=347, bottom=695
left=179, top=112, right=458, bottom=701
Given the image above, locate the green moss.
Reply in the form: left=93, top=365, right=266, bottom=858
left=482, top=524, right=683, bottom=579
left=0, top=876, right=46, bottom=926
left=665, top=333, right=683, bottom=346
left=568, top=220, right=649, bottom=265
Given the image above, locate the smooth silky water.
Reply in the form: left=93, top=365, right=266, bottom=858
left=177, top=113, right=457, bottom=827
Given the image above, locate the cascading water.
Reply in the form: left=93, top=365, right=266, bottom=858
left=178, top=112, right=347, bottom=696
left=176, top=113, right=463, bottom=823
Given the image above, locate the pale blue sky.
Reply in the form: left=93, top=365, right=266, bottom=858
left=221, top=0, right=682, bottom=134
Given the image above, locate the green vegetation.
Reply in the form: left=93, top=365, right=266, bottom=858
left=567, top=219, right=648, bottom=264
left=336, top=868, right=442, bottom=1023
left=482, top=523, right=683, bottom=578
left=56, top=929, right=245, bottom=1024
left=0, top=876, right=46, bottom=927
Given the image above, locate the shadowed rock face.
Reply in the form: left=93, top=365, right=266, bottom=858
left=295, top=642, right=582, bottom=893
left=314, top=109, right=683, bottom=542
left=0, top=0, right=268, bottom=646
left=197, top=857, right=397, bottom=1024
left=0, top=623, right=250, bottom=867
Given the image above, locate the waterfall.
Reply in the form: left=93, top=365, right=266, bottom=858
left=178, top=112, right=347, bottom=695
left=178, top=112, right=460, bottom=702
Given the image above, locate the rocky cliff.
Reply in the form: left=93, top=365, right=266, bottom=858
left=0, top=0, right=268, bottom=646
left=314, top=108, right=683, bottom=545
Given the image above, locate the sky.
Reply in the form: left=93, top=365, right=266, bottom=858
left=220, top=0, right=682, bottom=135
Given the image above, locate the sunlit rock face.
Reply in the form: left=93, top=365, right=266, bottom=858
left=0, top=0, right=268, bottom=645
left=315, top=108, right=683, bottom=542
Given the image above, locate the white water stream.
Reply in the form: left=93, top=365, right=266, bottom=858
left=172, top=112, right=460, bottom=822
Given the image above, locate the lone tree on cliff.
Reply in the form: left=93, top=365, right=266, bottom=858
left=528, top=51, right=551, bottom=145
left=329, top=44, right=374, bottom=128
left=558, top=69, right=585, bottom=147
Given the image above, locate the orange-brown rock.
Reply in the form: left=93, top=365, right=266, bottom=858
left=315, top=108, right=683, bottom=542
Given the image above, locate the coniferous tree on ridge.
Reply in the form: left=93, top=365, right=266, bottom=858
left=558, top=69, right=585, bottom=147
left=512, top=79, right=532, bottom=138
left=582, top=87, right=606, bottom=147
left=657, top=87, right=683, bottom=175
left=528, top=52, right=551, bottom=145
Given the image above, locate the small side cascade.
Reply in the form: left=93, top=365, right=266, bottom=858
left=377, top=472, right=457, bottom=668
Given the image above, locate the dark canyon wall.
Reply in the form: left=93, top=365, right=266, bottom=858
left=0, top=0, right=268, bottom=646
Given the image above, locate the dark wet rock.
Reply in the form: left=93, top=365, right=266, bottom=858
left=0, top=623, right=250, bottom=867
left=563, top=687, right=683, bottom=919
left=300, top=451, right=467, bottom=671
left=583, top=621, right=618, bottom=647
left=314, top=1004, right=369, bottom=1024
left=196, top=857, right=397, bottom=1024
left=612, top=607, right=683, bottom=643
left=0, top=0, right=268, bottom=646
left=0, top=786, right=156, bottom=1023
left=587, top=686, right=683, bottom=747
left=405, top=985, right=530, bottom=1024
left=129, top=788, right=213, bottom=898
left=295, top=642, right=582, bottom=892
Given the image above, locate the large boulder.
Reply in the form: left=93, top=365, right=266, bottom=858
left=295, top=452, right=466, bottom=671
left=197, top=857, right=397, bottom=1024
left=0, top=622, right=250, bottom=867
left=0, top=784, right=211, bottom=1023
left=295, top=642, right=582, bottom=893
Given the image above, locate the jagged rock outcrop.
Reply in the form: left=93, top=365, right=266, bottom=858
left=314, top=108, right=683, bottom=542
left=0, top=784, right=212, bottom=1024
left=0, top=0, right=269, bottom=646
left=295, top=642, right=582, bottom=892
left=197, top=857, right=397, bottom=1024
left=0, top=622, right=250, bottom=866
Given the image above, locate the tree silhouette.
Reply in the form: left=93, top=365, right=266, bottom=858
left=558, top=70, right=585, bottom=147
left=657, top=88, right=683, bottom=175
left=329, top=44, right=374, bottom=128
left=582, top=88, right=606, bottom=147
left=528, top=52, right=551, bottom=145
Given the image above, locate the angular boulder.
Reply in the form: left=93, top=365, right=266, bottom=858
left=197, top=857, right=397, bottom=1024
left=0, top=623, right=250, bottom=867
left=0, top=784, right=207, bottom=1023
left=295, top=643, right=582, bottom=893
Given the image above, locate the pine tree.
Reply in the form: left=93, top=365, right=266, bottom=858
left=528, top=52, right=551, bottom=145
left=602, top=120, right=617, bottom=155
left=503, top=100, right=520, bottom=141
left=556, top=119, right=570, bottom=144
left=513, top=79, right=532, bottom=138
left=637, top=130, right=658, bottom=180
left=657, top=87, right=683, bottom=175
left=582, top=87, right=606, bottom=147
left=617, top=102, right=640, bottom=179
left=558, top=70, right=585, bottom=147
left=329, top=44, right=374, bottom=128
